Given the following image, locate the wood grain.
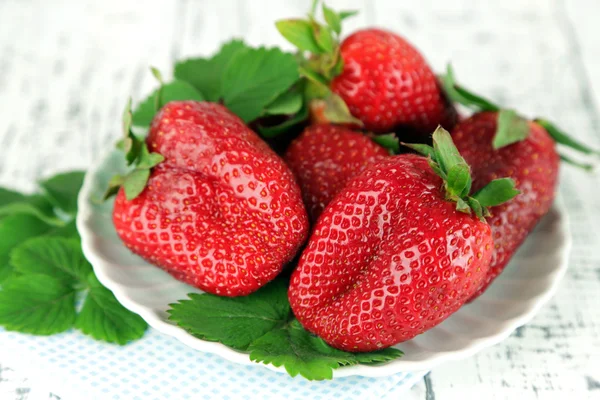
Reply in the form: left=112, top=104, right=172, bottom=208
left=0, top=0, right=599, bottom=399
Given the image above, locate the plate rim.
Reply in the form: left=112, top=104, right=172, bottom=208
left=77, top=148, right=572, bottom=378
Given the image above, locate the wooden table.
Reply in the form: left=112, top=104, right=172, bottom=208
left=0, top=1, right=598, bottom=398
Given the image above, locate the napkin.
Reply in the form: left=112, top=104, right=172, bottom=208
left=0, top=329, right=425, bottom=400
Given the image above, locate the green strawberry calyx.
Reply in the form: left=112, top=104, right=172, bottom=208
left=103, top=97, right=164, bottom=201
left=404, top=126, right=520, bottom=221
left=440, top=64, right=599, bottom=170
left=276, top=0, right=360, bottom=126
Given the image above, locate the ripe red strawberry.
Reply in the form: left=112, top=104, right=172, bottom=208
left=289, top=128, right=518, bottom=352
left=277, top=8, right=456, bottom=134
left=331, top=29, right=456, bottom=133
left=452, top=112, right=560, bottom=298
left=440, top=66, right=598, bottom=298
left=112, top=101, right=309, bottom=296
left=284, top=124, right=390, bottom=221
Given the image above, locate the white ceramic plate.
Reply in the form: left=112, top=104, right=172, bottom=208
left=77, top=148, right=571, bottom=378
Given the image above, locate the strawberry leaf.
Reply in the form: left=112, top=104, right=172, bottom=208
left=372, top=134, right=400, bottom=154
left=167, top=277, right=403, bottom=380
left=0, top=214, right=53, bottom=284
left=123, top=169, right=151, bottom=201
left=322, top=4, right=341, bottom=34
left=258, top=102, right=309, bottom=138
left=353, top=348, right=404, bottom=365
left=10, top=237, right=92, bottom=286
left=168, top=279, right=290, bottom=350
left=559, top=154, right=595, bottom=171
left=402, top=142, right=436, bottom=159
left=313, top=93, right=363, bottom=126
left=404, top=127, right=518, bottom=220
left=263, top=87, right=303, bottom=116
left=174, top=40, right=246, bottom=101
left=132, top=80, right=204, bottom=127
left=535, top=118, right=600, bottom=156
left=76, top=274, right=148, bottom=345
left=446, top=163, right=472, bottom=199
left=472, top=178, right=520, bottom=208
left=0, top=274, right=76, bottom=335
left=313, top=23, right=335, bottom=53
left=440, top=65, right=500, bottom=112
left=221, top=47, right=300, bottom=122
left=339, top=10, right=359, bottom=20
left=249, top=320, right=352, bottom=380
left=276, top=19, right=323, bottom=53
left=39, top=171, right=85, bottom=215
left=0, top=194, right=63, bottom=227
left=432, top=126, right=466, bottom=173
left=493, top=109, right=530, bottom=149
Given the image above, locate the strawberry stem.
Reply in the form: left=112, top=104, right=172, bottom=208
left=404, top=126, right=520, bottom=221
left=441, top=64, right=600, bottom=167
left=535, top=118, right=600, bottom=156
left=103, top=99, right=165, bottom=201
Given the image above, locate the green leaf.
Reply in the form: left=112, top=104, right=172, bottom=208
left=249, top=320, right=353, bottom=380
left=150, top=66, right=164, bottom=84
left=372, top=133, right=400, bottom=154
left=137, top=145, right=164, bottom=169
left=122, top=97, right=133, bottom=138
left=46, top=219, right=80, bottom=239
left=39, top=171, right=86, bottom=215
left=466, top=196, right=486, bottom=220
left=0, top=194, right=63, bottom=226
left=11, top=237, right=92, bottom=286
left=472, top=178, right=520, bottom=208
left=275, top=19, right=323, bottom=53
left=221, top=47, right=300, bottom=122
left=318, top=93, right=363, bottom=126
left=493, top=109, right=530, bottom=149
left=132, top=80, right=204, bottom=127
left=0, top=202, right=62, bottom=226
left=103, top=175, right=125, bottom=200
left=456, top=197, right=471, bottom=214
left=440, top=65, right=500, bottom=111
left=322, top=4, right=341, bottom=34
left=299, top=65, right=330, bottom=88
left=168, top=279, right=290, bottom=350
left=432, top=126, right=466, bottom=174
left=559, top=153, right=595, bottom=171
left=0, top=214, right=53, bottom=284
left=76, top=274, right=147, bottom=345
left=446, top=163, right=472, bottom=198
left=535, top=118, right=599, bottom=156
left=339, top=10, right=359, bottom=20
left=353, top=348, right=404, bottom=365
left=0, top=274, right=76, bottom=335
left=174, top=40, right=246, bottom=101
left=258, top=102, right=309, bottom=138
left=0, top=187, right=26, bottom=207
left=314, top=23, right=335, bottom=53
left=263, top=88, right=303, bottom=116
left=402, top=142, right=435, bottom=158
left=123, top=169, right=151, bottom=201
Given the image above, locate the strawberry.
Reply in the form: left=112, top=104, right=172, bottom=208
left=284, top=124, right=390, bottom=221
left=289, top=128, right=518, bottom=352
left=276, top=7, right=456, bottom=134
left=112, top=101, right=309, bottom=296
left=330, top=29, right=456, bottom=133
left=452, top=112, right=560, bottom=298
left=441, top=66, right=598, bottom=298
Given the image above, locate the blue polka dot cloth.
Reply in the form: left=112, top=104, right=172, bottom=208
left=0, top=329, right=425, bottom=399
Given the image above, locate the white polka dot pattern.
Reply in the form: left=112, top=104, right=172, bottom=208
left=0, top=329, right=423, bottom=399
